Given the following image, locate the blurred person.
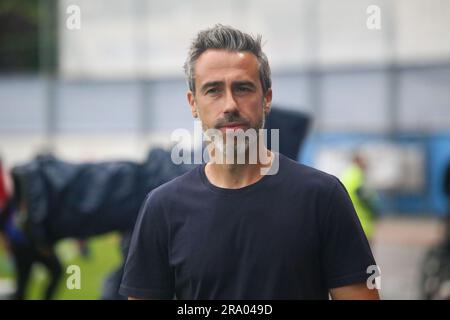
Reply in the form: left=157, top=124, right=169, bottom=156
left=0, top=184, right=62, bottom=300
left=3, top=209, right=62, bottom=300
left=341, top=152, right=379, bottom=242
left=120, top=24, right=379, bottom=300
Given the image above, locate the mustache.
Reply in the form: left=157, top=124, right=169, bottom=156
left=214, top=113, right=250, bottom=129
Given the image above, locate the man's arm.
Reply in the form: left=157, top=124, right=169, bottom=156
left=330, top=282, right=380, bottom=300
left=119, top=192, right=175, bottom=300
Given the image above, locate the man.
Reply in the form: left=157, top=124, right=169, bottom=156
left=119, top=24, right=379, bottom=300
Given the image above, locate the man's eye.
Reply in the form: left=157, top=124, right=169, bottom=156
left=206, top=88, right=220, bottom=95
left=236, top=86, right=251, bottom=92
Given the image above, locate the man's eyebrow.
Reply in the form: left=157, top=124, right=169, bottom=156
left=200, top=81, right=223, bottom=93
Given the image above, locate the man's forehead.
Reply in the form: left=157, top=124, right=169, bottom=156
left=194, top=49, right=260, bottom=84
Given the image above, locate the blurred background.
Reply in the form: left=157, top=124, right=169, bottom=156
left=0, top=0, right=449, bottom=299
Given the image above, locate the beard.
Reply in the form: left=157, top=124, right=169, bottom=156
left=203, top=109, right=266, bottom=164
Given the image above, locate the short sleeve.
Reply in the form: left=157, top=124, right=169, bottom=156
left=119, top=191, right=174, bottom=299
left=319, top=178, right=377, bottom=289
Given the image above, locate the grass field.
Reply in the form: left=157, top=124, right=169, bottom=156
left=0, top=232, right=122, bottom=300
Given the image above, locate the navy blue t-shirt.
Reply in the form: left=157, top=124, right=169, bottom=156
left=119, top=153, right=376, bottom=299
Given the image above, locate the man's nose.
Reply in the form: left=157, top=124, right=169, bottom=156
left=222, top=89, right=238, bottom=114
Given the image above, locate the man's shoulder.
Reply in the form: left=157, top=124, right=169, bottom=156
left=279, top=154, right=338, bottom=189
left=147, top=164, right=201, bottom=202
left=280, top=155, right=336, bottom=182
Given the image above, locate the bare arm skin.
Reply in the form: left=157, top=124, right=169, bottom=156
left=330, top=282, right=380, bottom=300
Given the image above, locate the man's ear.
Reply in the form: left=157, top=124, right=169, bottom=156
left=187, top=90, right=198, bottom=118
left=263, top=88, right=272, bottom=115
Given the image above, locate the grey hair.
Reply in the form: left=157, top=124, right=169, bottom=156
left=183, top=24, right=271, bottom=95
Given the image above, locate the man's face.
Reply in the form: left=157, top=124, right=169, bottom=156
left=187, top=49, right=272, bottom=141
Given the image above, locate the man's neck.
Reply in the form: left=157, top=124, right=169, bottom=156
left=205, top=148, right=273, bottom=189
